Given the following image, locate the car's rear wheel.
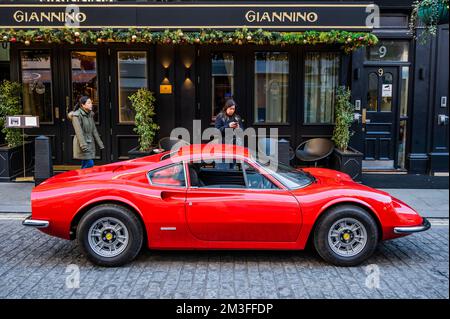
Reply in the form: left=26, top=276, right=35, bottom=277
left=77, top=204, right=143, bottom=267
left=313, top=205, right=379, bottom=267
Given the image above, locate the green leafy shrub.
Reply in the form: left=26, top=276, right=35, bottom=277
left=332, top=86, right=355, bottom=152
left=128, top=88, right=159, bottom=151
left=0, top=80, right=23, bottom=148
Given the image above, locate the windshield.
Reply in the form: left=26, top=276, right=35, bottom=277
left=255, top=159, right=315, bottom=189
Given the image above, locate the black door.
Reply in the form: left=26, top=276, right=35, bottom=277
left=198, top=46, right=246, bottom=131
left=362, top=66, right=399, bottom=169
left=61, top=48, right=111, bottom=165
left=16, top=48, right=64, bottom=164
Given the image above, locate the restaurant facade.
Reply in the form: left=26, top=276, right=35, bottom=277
left=0, top=0, right=448, bottom=175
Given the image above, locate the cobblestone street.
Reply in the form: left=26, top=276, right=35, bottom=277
left=0, top=216, right=448, bottom=299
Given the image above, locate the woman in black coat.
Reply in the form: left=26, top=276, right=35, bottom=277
left=214, top=99, right=244, bottom=142
left=214, top=99, right=244, bottom=169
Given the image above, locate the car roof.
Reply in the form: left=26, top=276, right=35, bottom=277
left=175, top=144, right=250, bottom=160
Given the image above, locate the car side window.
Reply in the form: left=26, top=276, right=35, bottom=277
left=148, top=163, right=185, bottom=187
left=188, top=159, right=246, bottom=188
left=243, top=162, right=279, bottom=190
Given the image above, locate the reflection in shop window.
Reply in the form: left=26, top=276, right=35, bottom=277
left=304, top=52, right=339, bottom=124
left=367, top=72, right=378, bottom=111
left=118, top=51, right=148, bottom=123
left=211, top=53, right=234, bottom=121
left=71, top=51, right=99, bottom=122
left=20, top=51, right=53, bottom=123
left=254, top=52, right=289, bottom=124
left=381, top=73, right=393, bottom=112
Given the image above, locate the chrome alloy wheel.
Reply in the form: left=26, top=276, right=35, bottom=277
left=327, top=218, right=368, bottom=257
left=87, top=217, right=129, bottom=258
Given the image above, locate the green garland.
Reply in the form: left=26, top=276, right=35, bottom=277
left=0, top=28, right=378, bottom=53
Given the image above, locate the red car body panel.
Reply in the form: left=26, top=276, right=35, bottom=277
left=30, top=145, right=425, bottom=250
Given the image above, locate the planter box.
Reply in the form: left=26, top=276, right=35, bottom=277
left=127, top=146, right=155, bottom=159
left=0, top=142, right=34, bottom=182
left=330, top=147, right=363, bottom=182
left=418, top=3, right=449, bottom=25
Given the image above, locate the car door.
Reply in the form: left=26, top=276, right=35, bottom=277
left=185, top=158, right=302, bottom=242
left=145, top=162, right=188, bottom=246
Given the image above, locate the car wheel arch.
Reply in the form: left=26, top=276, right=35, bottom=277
left=306, top=200, right=383, bottom=247
left=70, top=199, right=148, bottom=243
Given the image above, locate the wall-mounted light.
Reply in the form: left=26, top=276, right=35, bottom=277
left=161, top=66, right=170, bottom=85
left=185, top=67, right=191, bottom=80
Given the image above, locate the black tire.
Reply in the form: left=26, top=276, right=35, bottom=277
left=313, top=205, right=379, bottom=267
left=77, top=204, right=144, bottom=267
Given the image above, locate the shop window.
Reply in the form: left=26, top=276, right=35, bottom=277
left=117, top=51, right=148, bottom=123
left=71, top=51, right=99, bottom=122
left=211, top=52, right=234, bottom=122
left=148, top=163, right=186, bottom=187
left=20, top=50, right=53, bottom=124
left=367, top=40, right=409, bottom=62
left=304, top=52, right=339, bottom=124
left=254, top=52, right=289, bottom=124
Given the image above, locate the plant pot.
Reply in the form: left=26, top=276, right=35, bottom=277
left=330, top=147, right=363, bottom=182
left=0, top=142, right=34, bottom=182
left=127, top=146, right=155, bottom=159
left=418, top=2, right=449, bottom=25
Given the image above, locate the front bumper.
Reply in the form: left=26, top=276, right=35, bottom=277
left=22, top=215, right=49, bottom=228
left=394, top=217, right=431, bottom=234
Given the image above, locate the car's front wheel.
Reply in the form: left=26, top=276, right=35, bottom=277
left=77, top=204, right=143, bottom=267
left=313, top=205, right=379, bottom=267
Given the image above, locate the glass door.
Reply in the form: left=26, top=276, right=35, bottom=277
left=62, top=49, right=110, bottom=165
left=20, top=49, right=63, bottom=164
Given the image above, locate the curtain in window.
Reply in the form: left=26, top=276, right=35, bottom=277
left=304, top=52, right=339, bottom=124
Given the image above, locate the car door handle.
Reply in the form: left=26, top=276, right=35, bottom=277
left=160, top=190, right=185, bottom=201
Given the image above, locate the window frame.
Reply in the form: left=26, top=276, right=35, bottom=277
left=147, top=162, right=187, bottom=189
left=186, top=156, right=285, bottom=191
left=302, top=50, right=342, bottom=126
left=253, top=50, right=290, bottom=125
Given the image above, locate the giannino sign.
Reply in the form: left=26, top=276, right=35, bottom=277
left=0, top=2, right=376, bottom=31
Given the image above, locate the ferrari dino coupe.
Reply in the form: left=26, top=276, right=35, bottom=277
left=23, top=144, right=430, bottom=267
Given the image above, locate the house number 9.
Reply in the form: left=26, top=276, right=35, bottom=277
left=378, top=45, right=387, bottom=58
left=378, top=68, right=384, bottom=76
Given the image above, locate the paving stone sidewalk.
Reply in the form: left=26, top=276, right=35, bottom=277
left=0, top=216, right=447, bottom=299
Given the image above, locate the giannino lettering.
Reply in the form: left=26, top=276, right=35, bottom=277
left=245, top=10, right=319, bottom=23
left=13, top=10, right=87, bottom=23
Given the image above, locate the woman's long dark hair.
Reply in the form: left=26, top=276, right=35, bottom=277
left=73, top=96, right=90, bottom=111
left=221, top=99, right=238, bottom=119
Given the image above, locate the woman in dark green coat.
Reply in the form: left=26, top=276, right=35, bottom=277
left=68, top=96, right=104, bottom=169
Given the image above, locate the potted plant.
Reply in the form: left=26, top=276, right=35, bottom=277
left=409, top=0, right=449, bottom=41
left=127, top=88, right=160, bottom=159
left=330, top=86, right=363, bottom=181
left=0, top=80, right=33, bottom=182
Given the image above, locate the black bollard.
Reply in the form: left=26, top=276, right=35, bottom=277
left=34, top=135, right=53, bottom=185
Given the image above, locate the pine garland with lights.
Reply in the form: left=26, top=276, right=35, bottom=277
left=0, top=28, right=378, bottom=53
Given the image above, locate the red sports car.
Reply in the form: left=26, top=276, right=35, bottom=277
left=23, top=144, right=430, bottom=267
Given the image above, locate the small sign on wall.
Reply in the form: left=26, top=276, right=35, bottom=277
left=382, top=84, right=392, bottom=97
left=159, top=84, right=173, bottom=94
left=5, top=115, right=40, bottom=128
